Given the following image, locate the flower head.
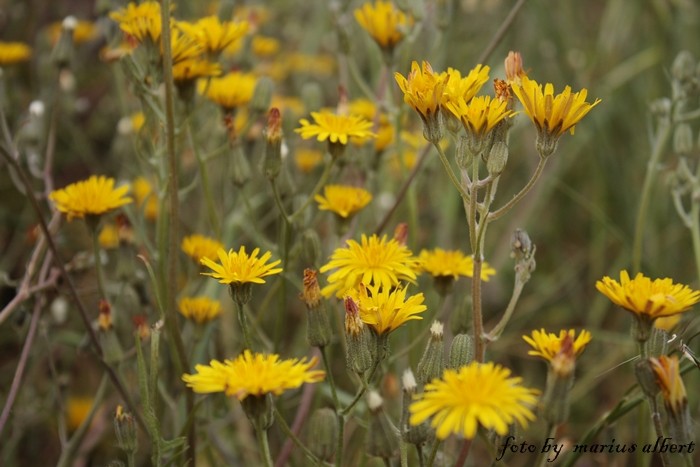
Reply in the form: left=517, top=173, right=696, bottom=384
left=109, top=1, right=163, bottom=45
left=200, top=246, right=282, bottom=285
left=48, top=20, right=99, bottom=45
left=523, top=329, right=592, bottom=362
left=444, top=95, right=514, bottom=138
left=202, top=72, right=257, bottom=111
left=346, top=282, right=426, bottom=335
left=315, top=184, right=373, bottom=219
left=319, top=234, right=418, bottom=298
left=173, top=58, right=221, bottom=82
left=441, top=65, right=490, bottom=109
left=178, top=296, right=222, bottom=324
left=132, top=176, right=158, bottom=220
left=418, top=248, right=496, bottom=281
left=182, top=349, right=325, bottom=400
left=394, top=61, right=447, bottom=126
left=596, top=270, right=700, bottom=320
left=649, top=355, right=687, bottom=415
left=181, top=234, right=224, bottom=263
left=410, top=362, right=538, bottom=439
left=294, top=148, right=324, bottom=173
left=0, top=41, right=32, bottom=65
left=49, top=175, right=132, bottom=221
left=177, top=16, right=248, bottom=56
left=354, top=0, right=412, bottom=50
left=296, top=111, right=376, bottom=145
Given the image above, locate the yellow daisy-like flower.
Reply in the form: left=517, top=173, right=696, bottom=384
left=169, top=28, right=202, bottom=65
left=200, top=246, right=283, bottom=285
left=522, top=329, right=592, bottom=362
left=319, top=234, right=418, bottom=298
left=130, top=112, right=145, bottom=132
left=441, top=65, right=490, bottom=109
left=0, top=41, right=32, bottom=65
left=181, top=234, right=224, bottom=263
left=649, top=355, right=687, bottom=415
left=49, top=175, right=132, bottom=221
left=109, top=1, right=163, bottom=44
left=66, top=396, right=95, bottom=431
left=418, top=248, right=496, bottom=281
left=98, top=224, right=120, bottom=249
left=177, top=16, right=249, bottom=56
left=251, top=35, right=280, bottom=57
left=354, top=0, right=412, bottom=50
left=315, top=184, right=373, bottom=219
left=346, top=282, right=426, bottom=335
left=444, top=95, right=514, bottom=137
left=294, top=148, right=324, bottom=173
left=178, top=296, right=222, bottom=324
left=172, top=58, right=221, bottom=82
left=410, top=361, right=538, bottom=439
left=295, top=111, right=376, bottom=145
left=132, top=176, right=158, bottom=220
left=394, top=60, right=447, bottom=124
left=202, top=72, right=257, bottom=111
left=511, top=75, right=601, bottom=139
left=182, top=349, right=325, bottom=400
left=596, top=270, right=700, bottom=320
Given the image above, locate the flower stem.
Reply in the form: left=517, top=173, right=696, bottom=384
left=90, top=225, right=108, bottom=302
left=272, top=408, right=323, bottom=465
left=433, top=142, right=470, bottom=202
left=486, top=279, right=525, bottom=340
left=426, top=439, right=442, bottom=467
left=236, top=300, right=254, bottom=350
left=454, top=438, right=473, bottom=467
left=488, top=156, right=547, bottom=222
left=255, top=427, right=274, bottom=467
left=289, top=158, right=335, bottom=223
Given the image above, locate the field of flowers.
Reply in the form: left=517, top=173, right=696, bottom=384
left=1, top=0, right=699, bottom=466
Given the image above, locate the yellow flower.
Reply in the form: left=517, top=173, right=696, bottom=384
left=522, top=329, right=592, bottom=362
left=66, top=396, right=95, bottom=431
left=294, top=148, right=324, bottom=173
left=286, top=53, right=335, bottom=76
left=177, top=16, right=249, bottom=56
left=178, top=296, right=222, bottom=324
left=109, top=1, right=163, bottom=44
left=181, top=234, right=224, bottom=263
left=98, top=224, right=120, bottom=249
left=132, top=176, right=158, bottom=220
left=419, top=248, right=496, bottom=281
left=49, top=175, right=132, bottom=221
left=251, top=35, right=280, bottom=57
left=172, top=58, right=221, bottom=82
left=182, top=349, right=325, bottom=399
left=202, top=72, right=257, bottom=110
left=649, top=355, right=687, bottom=415
left=596, top=270, right=700, bottom=320
left=295, top=111, right=376, bottom=145
left=394, top=61, right=447, bottom=123
left=315, top=184, right=372, bottom=218
left=0, top=41, right=32, bottom=65
left=130, top=112, right=145, bottom=132
left=511, top=75, right=601, bottom=138
left=346, top=282, right=426, bottom=335
left=169, top=28, right=202, bottom=64
left=319, top=234, right=418, bottom=298
left=444, top=95, right=514, bottom=137
left=410, top=362, right=538, bottom=439
left=354, top=0, right=412, bottom=50
left=48, top=20, right=99, bottom=45
left=441, top=65, right=490, bottom=109
left=200, top=246, right=283, bottom=285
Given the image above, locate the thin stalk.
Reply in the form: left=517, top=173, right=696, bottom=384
left=272, top=408, right=324, bottom=465
left=689, top=197, right=700, bottom=285
left=91, top=226, right=108, bottom=301
left=426, top=440, right=442, bottom=467
left=469, top=160, right=485, bottom=362
left=187, top=119, right=220, bottom=236
left=433, top=142, right=470, bottom=202
left=255, top=427, right=274, bottom=467
left=486, top=279, right=525, bottom=340
left=454, top=438, right=473, bottom=467
left=289, top=158, right=335, bottom=223
left=476, top=0, right=529, bottom=64
left=488, top=156, right=547, bottom=222
left=631, top=120, right=672, bottom=273
left=321, top=347, right=339, bottom=409
left=236, top=300, right=254, bottom=350
left=270, top=178, right=291, bottom=225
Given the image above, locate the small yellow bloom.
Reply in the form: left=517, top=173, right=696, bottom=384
left=48, top=20, right=99, bottom=45
left=596, top=270, right=700, bottom=320
left=319, top=234, right=418, bottom=298
left=49, top=175, right=132, bottom=221
left=66, top=396, right=95, bottom=431
left=177, top=16, right=248, bottom=56
left=394, top=61, right=447, bottom=124
left=441, top=65, right=490, bottom=109
left=169, top=28, right=202, bottom=64
left=522, top=329, right=592, bottom=362
left=294, top=148, right=324, bottom=173
left=296, top=111, right=376, bottom=145
left=649, top=355, right=687, bottom=415
left=251, top=35, right=280, bottom=57
left=178, top=296, right=222, bottom=324
left=444, top=95, right=514, bottom=137
left=315, top=184, right=372, bottom=219
left=0, top=41, right=32, bottom=65
left=419, top=248, right=496, bottom=281
left=98, top=224, right=120, bottom=249
left=182, top=349, right=325, bottom=399
left=346, top=282, right=426, bottom=335
left=511, top=75, right=601, bottom=138
left=410, top=362, right=538, bottom=439
left=132, top=176, right=158, bottom=221
left=172, top=58, right=221, bottom=82
left=354, top=0, right=412, bottom=50
left=200, top=246, right=283, bottom=285
left=202, top=72, right=257, bottom=110
left=286, top=53, right=335, bottom=76
left=130, top=112, right=145, bottom=132
left=109, top=1, right=163, bottom=44
left=181, top=234, right=224, bottom=263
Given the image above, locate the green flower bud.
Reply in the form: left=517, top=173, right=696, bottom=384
left=230, top=143, right=251, bottom=187
left=344, top=297, right=375, bottom=375
left=486, top=141, right=509, bottom=176
left=114, top=405, right=138, bottom=454
left=307, top=408, right=338, bottom=462
left=454, top=134, right=474, bottom=170
left=673, top=123, right=693, bottom=155
left=416, top=321, right=445, bottom=385
left=367, top=391, right=399, bottom=460
left=448, top=333, right=474, bottom=370
left=250, top=76, right=274, bottom=114
left=400, top=369, right=430, bottom=445
left=302, top=269, right=331, bottom=348
left=52, top=16, right=76, bottom=70
left=541, top=367, right=574, bottom=425
left=671, top=51, right=695, bottom=83
left=263, top=108, right=283, bottom=180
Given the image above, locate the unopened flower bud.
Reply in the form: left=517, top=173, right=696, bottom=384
left=486, top=141, right=508, bottom=176
left=52, top=16, right=76, bottom=70
left=98, top=299, right=112, bottom=331
left=455, top=134, right=474, bottom=169
left=400, top=369, right=430, bottom=445
left=511, top=229, right=536, bottom=284
left=393, top=223, right=408, bottom=245
left=504, top=51, right=525, bottom=84
left=448, top=333, right=474, bottom=369
left=307, top=408, right=337, bottom=462
left=673, top=123, right=693, bottom=155
left=671, top=51, right=696, bottom=83
left=302, top=269, right=331, bottom=348
left=263, top=108, right=283, bottom=179
left=367, top=391, right=399, bottom=460
left=649, top=356, right=693, bottom=445
left=634, top=358, right=660, bottom=399
left=416, top=321, right=445, bottom=385
left=250, top=76, right=274, bottom=114
left=114, top=405, right=138, bottom=453
left=344, top=297, right=374, bottom=375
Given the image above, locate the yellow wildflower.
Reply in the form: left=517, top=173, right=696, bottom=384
left=522, top=329, right=592, bottom=362
left=296, top=111, right=376, bottom=145
left=181, top=234, right=224, bottom=263
left=178, top=296, right=222, bottom=324
left=109, top=1, right=163, bottom=44
left=441, top=65, right=490, bottom=110
left=251, top=35, right=280, bottom=57
left=49, top=175, right=132, bottom=221
left=0, top=41, right=32, bottom=65
left=98, top=224, right=120, bottom=249
left=202, top=72, right=257, bottom=110
left=444, top=95, right=514, bottom=137
left=315, top=184, right=373, bottom=219
left=132, top=176, right=158, bottom=221
left=294, top=148, right=324, bottom=173
left=346, top=282, right=426, bottom=335
left=354, top=0, right=412, bottom=50
left=418, top=248, right=496, bottom=281
left=394, top=60, right=446, bottom=125
left=177, top=16, right=248, bottom=56
left=200, top=246, right=282, bottom=285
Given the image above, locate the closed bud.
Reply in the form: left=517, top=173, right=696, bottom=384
left=673, top=123, right=693, bottom=155
left=52, top=16, right=76, bottom=70
left=649, top=356, right=693, bottom=445
left=230, top=143, right=251, bottom=187
left=393, top=223, right=408, bottom=245
left=671, top=51, right=696, bottom=83
left=634, top=358, right=660, bottom=399
left=486, top=141, right=509, bottom=176
left=114, top=405, right=138, bottom=453
left=401, top=369, right=430, bottom=445
left=367, top=391, right=399, bottom=460
left=307, top=408, right=337, bottom=462
left=250, top=76, right=274, bottom=114
left=416, top=321, right=445, bottom=385
left=504, top=51, right=525, bottom=84
left=263, top=108, right=283, bottom=179
left=448, top=333, right=474, bottom=369
left=454, top=134, right=473, bottom=169
left=511, top=229, right=536, bottom=284
left=344, top=297, right=374, bottom=375
left=302, top=269, right=331, bottom=348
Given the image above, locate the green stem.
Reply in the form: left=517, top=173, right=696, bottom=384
left=236, top=300, right=254, bottom=350
left=485, top=279, right=525, bottom=340
left=689, top=187, right=700, bottom=284
left=272, top=408, right=324, bottom=465
left=321, top=347, right=339, bottom=409
left=534, top=423, right=556, bottom=467
left=90, top=225, right=108, bottom=302
left=269, top=178, right=291, bottom=225
left=255, top=427, right=274, bottom=467
left=454, top=438, right=473, bottom=467
left=488, top=156, right=547, bottom=222
left=631, top=120, right=672, bottom=273
left=433, top=142, right=470, bottom=202
left=426, top=440, right=442, bottom=467
left=187, top=118, right=220, bottom=237
left=289, top=158, right=335, bottom=223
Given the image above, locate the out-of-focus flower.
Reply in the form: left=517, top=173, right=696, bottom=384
left=523, top=329, right=592, bottom=362
left=252, top=35, right=280, bottom=57
left=418, top=248, right=496, bottom=281
left=296, top=111, right=376, bottom=145
left=132, top=176, right=158, bottom=221
left=201, top=72, right=258, bottom=111
left=66, top=396, right=95, bottom=431
left=177, top=16, right=248, bottom=56
left=172, top=58, right=221, bottom=82
left=315, top=184, right=372, bottom=219
left=294, top=148, right=324, bottom=173
left=0, top=41, right=32, bottom=65
left=48, top=19, right=98, bottom=45
left=49, top=175, right=132, bottom=221
left=178, top=296, right=222, bottom=324
left=109, top=1, right=163, bottom=45
left=181, top=234, right=224, bottom=263
left=354, top=0, right=413, bottom=51
left=98, top=224, right=120, bottom=249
